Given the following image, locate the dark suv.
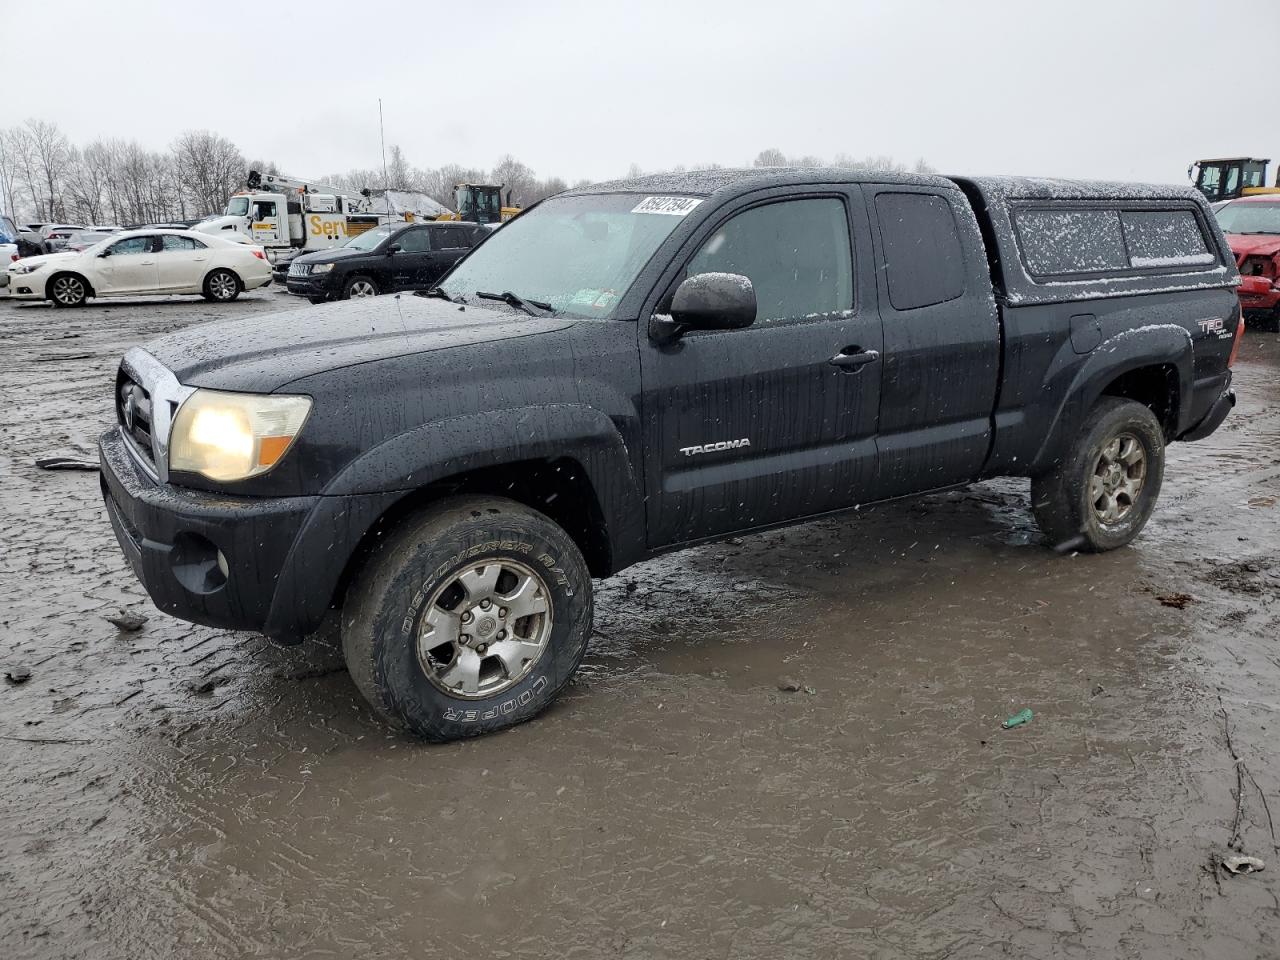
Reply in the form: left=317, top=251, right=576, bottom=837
left=284, top=221, right=486, bottom=302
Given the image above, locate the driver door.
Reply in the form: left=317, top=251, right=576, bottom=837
left=639, top=191, right=882, bottom=547
left=250, top=200, right=282, bottom=245
left=96, top=235, right=159, bottom=295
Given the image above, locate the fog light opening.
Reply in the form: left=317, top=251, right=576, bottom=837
left=170, top=532, right=229, bottom=595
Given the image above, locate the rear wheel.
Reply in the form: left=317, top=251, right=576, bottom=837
left=48, top=273, right=88, bottom=307
left=1031, top=397, right=1165, bottom=552
left=342, top=275, right=378, bottom=299
left=341, top=496, right=593, bottom=740
left=202, top=269, right=241, bottom=303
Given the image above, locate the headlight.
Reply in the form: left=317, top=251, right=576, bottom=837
left=169, top=390, right=311, bottom=482
left=309, top=263, right=334, bottom=274
left=9, top=261, right=42, bottom=274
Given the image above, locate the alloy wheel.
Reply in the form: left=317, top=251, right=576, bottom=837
left=1089, top=433, right=1147, bottom=525
left=417, top=559, right=553, bottom=699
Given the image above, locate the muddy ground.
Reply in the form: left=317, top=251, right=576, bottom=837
left=1, top=289, right=1278, bottom=959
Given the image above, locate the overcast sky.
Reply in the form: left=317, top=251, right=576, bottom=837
left=5, top=0, right=1273, bottom=186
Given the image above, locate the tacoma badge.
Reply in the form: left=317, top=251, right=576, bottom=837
left=679, top=438, right=751, bottom=457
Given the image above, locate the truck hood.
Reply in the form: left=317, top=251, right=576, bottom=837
left=144, top=295, right=576, bottom=392
left=1226, top=233, right=1280, bottom=258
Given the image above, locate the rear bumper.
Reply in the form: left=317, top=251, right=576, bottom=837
left=1180, top=384, right=1235, bottom=442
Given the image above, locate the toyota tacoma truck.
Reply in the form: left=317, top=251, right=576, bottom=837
left=99, top=169, right=1242, bottom=741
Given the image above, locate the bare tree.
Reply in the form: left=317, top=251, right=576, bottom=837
left=753, top=148, right=787, bottom=168
left=0, top=130, right=21, bottom=220
left=172, top=130, right=246, bottom=217
left=25, top=119, right=71, bottom=221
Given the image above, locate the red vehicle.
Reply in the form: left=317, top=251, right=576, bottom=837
left=1216, top=195, right=1280, bottom=329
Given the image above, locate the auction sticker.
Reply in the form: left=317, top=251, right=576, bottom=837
left=631, top=196, right=703, bottom=215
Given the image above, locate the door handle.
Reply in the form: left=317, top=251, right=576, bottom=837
left=829, top=347, right=880, bottom=370
left=193, top=256, right=208, bottom=262
left=139, top=260, right=155, bottom=265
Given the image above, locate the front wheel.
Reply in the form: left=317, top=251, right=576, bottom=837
left=48, top=273, right=88, bottom=307
left=341, top=496, right=593, bottom=741
left=342, top=275, right=379, bottom=299
left=202, top=269, right=241, bottom=303
left=1031, top=397, right=1166, bottom=552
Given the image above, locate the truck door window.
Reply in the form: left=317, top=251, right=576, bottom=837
left=874, top=193, right=965, bottom=310
left=683, top=198, right=852, bottom=322
left=1223, top=165, right=1241, bottom=198
left=251, top=201, right=277, bottom=221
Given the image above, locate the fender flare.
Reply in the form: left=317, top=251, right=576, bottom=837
left=264, top=404, right=645, bottom=642
left=1030, top=324, right=1193, bottom=475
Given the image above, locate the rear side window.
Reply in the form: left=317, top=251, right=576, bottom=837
left=432, top=228, right=470, bottom=250
left=1015, top=210, right=1128, bottom=277
left=1120, top=210, right=1214, bottom=268
left=1015, top=207, right=1216, bottom=278
left=874, top=193, right=965, bottom=310
left=684, top=198, right=852, bottom=322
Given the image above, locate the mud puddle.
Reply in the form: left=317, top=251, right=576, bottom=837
left=3, top=299, right=1279, bottom=959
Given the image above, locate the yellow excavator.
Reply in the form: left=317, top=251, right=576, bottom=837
left=436, top=183, right=521, bottom=225
left=1189, top=157, right=1280, bottom=203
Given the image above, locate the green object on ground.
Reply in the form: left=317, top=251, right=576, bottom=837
left=1002, top=708, right=1033, bottom=729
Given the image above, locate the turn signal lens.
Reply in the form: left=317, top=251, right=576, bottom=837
left=1228, top=305, right=1245, bottom=368
left=169, top=390, right=311, bottom=482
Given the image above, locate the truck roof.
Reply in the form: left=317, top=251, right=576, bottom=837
left=565, top=167, right=947, bottom=198
left=568, top=168, right=1208, bottom=204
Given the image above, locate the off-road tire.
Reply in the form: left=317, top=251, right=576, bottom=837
left=341, top=496, right=593, bottom=741
left=48, top=273, right=88, bottom=307
left=1031, top=397, right=1165, bottom=552
left=202, top=269, right=241, bottom=303
left=342, top=275, right=378, bottom=299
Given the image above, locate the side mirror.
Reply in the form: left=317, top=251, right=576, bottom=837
left=98, top=248, right=111, bottom=257
left=652, top=272, right=756, bottom=342
left=1240, top=275, right=1272, bottom=295
left=386, top=243, right=401, bottom=255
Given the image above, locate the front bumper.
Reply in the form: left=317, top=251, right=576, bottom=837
left=285, top=274, right=335, bottom=299
left=4, top=269, right=46, bottom=298
left=99, top=427, right=402, bottom=642
left=100, top=426, right=319, bottom=636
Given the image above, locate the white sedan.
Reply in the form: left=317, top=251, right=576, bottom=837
left=3, top=228, right=272, bottom=307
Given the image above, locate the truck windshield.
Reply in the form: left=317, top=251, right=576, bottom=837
left=1215, top=201, right=1280, bottom=235
left=225, top=197, right=250, bottom=217
left=438, top=193, right=698, bottom=319
left=343, top=225, right=393, bottom=251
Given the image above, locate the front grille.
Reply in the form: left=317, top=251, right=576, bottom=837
left=116, top=369, right=156, bottom=470
left=287, top=261, right=310, bottom=277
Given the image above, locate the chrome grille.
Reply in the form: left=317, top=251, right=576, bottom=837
left=287, top=261, right=310, bottom=277
left=116, top=370, right=155, bottom=469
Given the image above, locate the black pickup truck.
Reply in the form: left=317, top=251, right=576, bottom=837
left=99, top=169, right=1241, bottom=740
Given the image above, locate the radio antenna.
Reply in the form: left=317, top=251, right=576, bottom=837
left=378, top=98, right=389, bottom=189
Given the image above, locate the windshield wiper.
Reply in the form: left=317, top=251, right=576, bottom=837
left=475, top=290, right=554, bottom=316
left=417, top=286, right=464, bottom=303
